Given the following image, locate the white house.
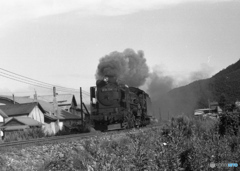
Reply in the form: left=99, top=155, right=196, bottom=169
left=0, top=109, right=8, bottom=126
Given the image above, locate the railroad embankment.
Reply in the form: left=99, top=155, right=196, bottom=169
left=0, top=116, right=239, bottom=171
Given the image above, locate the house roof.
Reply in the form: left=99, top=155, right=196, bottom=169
left=44, top=109, right=81, bottom=120
left=37, top=94, right=77, bottom=106
left=4, top=116, right=43, bottom=126
left=0, top=95, right=56, bottom=109
left=210, top=102, right=219, bottom=106
left=0, top=95, right=35, bottom=104
left=0, top=103, right=44, bottom=117
left=0, top=95, right=81, bottom=121
left=3, top=125, right=30, bottom=131
left=44, top=113, right=57, bottom=121
left=59, top=109, right=81, bottom=120
left=0, top=109, right=8, bottom=118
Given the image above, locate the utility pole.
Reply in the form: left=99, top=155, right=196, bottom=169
left=34, top=89, right=37, bottom=102
left=80, top=87, right=84, bottom=127
left=12, top=94, right=15, bottom=104
left=53, top=87, right=59, bottom=126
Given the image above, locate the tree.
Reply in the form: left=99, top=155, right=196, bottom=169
left=218, top=93, right=226, bottom=111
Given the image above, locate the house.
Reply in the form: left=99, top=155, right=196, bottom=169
left=2, top=116, right=43, bottom=132
left=37, top=94, right=78, bottom=113
left=0, top=103, right=45, bottom=124
left=0, top=109, right=8, bottom=127
left=194, top=102, right=222, bottom=120
left=209, top=102, right=223, bottom=114
left=38, top=102, right=82, bottom=135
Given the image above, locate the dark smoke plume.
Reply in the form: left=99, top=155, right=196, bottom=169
left=146, top=69, right=174, bottom=102
left=146, top=63, right=214, bottom=121
left=96, top=49, right=149, bottom=87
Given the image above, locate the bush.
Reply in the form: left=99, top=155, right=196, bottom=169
left=4, top=127, right=45, bottom=142
left=218, top=112, right=240, bottom=136
left=56, top=123, right=91, bottom=136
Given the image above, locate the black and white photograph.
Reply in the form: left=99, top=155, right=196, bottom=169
left=0, top=0, right=240, bottom=170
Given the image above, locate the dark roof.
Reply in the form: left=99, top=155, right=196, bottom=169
left=44, top=109, right=81, bottom=120
left=4, top=117, right=43, bottom=126
left=0, top=103, right=41, bottom=116
left=3, top=125, right=30, bottom=131
left=59, top=109, right=81, bottom=120
left=44, top=113, right=57, bottom=121
left=0, top=109, right=8, bottom=118
left=210, top=106, right=218, bottom=110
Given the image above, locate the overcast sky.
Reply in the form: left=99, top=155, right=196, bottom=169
left=0, top=0, right=240, bottom=102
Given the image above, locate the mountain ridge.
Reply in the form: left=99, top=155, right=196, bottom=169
left=157, top=59, right=240, bottom=120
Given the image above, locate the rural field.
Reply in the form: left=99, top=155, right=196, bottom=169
left=0, top=114, right=239, bottom=171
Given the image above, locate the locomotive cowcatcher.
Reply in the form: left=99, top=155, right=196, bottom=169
left=90, top=75, right=152, bottom=131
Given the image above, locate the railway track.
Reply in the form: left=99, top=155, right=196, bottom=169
left=0, top=131, right=103, bottom=149
left=0, top=124, right=162, bottom=149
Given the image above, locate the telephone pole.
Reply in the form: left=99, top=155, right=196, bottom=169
left=34, top=89, right=37, bottom=102
left=80, top=87, right=84, bottom=127
left=53, top=87, right=59, bottom=126
left=12, top=94, right=15, bottom=104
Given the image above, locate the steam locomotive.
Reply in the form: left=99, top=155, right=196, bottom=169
left=90, top=76, right=153, bottom=131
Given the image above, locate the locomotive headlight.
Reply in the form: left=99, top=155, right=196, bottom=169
left=104, top=77, right=109, bottom=82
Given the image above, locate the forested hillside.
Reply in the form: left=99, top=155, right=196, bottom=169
left=211, top=59, right=240, bottom=103
left=158, top=59, right=240, bottom=120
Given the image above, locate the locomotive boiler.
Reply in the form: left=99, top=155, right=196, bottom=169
left=90, top=75, right=152, bottom=131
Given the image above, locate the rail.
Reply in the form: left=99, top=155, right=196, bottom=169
left=0, top=131, right=102, bottom=149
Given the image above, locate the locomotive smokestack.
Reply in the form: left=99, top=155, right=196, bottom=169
left=95, top=48, right=149, bottom=87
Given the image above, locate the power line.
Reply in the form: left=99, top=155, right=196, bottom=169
left=0, top=72, right=90, bottom=95
left=0, top=68, right=91, bottom=96
left=0, top=68, right=75, bottom=90
left=0, top=68, right=89, bottom=93
left=0, top=73, right=80, bottom=94
left=0, top=71, right=54, bottom=89
left=0, top=73, right=52, bottom=90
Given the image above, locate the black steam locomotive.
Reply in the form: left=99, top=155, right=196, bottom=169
left=90, top=76, right=152, bottom=131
